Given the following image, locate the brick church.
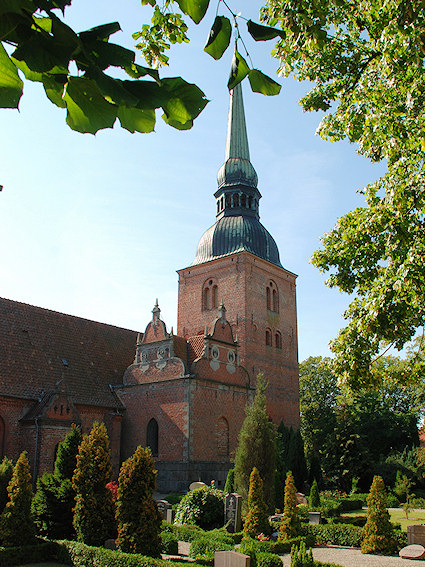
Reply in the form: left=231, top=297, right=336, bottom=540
left=0, top=83, right=300, bottom=492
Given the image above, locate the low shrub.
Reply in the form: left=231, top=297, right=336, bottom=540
left=189, top=535, right=233, bottom=560
left=270, top=535, right=315, bottom=554
left=301, top=523, right=363, bottom=547
left=409, top=497, right=425, bottom=508
left=329, top=516, right=367, bottom=527
left=171, top=524, right=204, bottom=542
left=161, top=531, right=178, bottom=555
left=255, top=551, right=282, bottom=567
left=238, top=537, right=271, bottom=556
left=57, top=540, right=207, bottom=567
left=386, top=493, right=400, bottom=508
left=393, top=530, right=408, bottom=550
left=339, top=497, right=364, bottom=512
left=164, top=493, right=185, bottom=506
left=0, top=541, right=59, bottom=566
left=175, top=487, right=225, bottom=530
left=317, top=500, right=342, bottom=518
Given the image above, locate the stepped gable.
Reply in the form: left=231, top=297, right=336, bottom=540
left=0, top=296, right=136, bottom=408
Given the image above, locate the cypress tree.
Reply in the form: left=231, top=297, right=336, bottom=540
left=72, top=422, right=116, bottom=546
left=361, top=476, right=397, bottom=555
left=55, top=423, right=82, bottom=481
left=116, top=446, right=162, bottom=556
left=243, top=467, right=271, bottom=538
left=224, top=468, right=234, bottom=494
left=279, top=471, right=300, bottom=541
left=0, top=457, right=13, bottom=514
left=33, top=425, right=82, bottom=538
left=309, top=479, right=320, bottom=509
left=287, top=429, right=308, bottom=491
left=0, top=452, right=36, bottom=547
left=234, top=374, right=276, bottom=511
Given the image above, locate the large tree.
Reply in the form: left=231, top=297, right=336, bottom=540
left=234, top=373, right=276, bottom=511
left=263, top=0, right=425, bottom=387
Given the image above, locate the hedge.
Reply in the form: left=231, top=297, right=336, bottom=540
left=0, top=541, right=60, bottom=566
left=301, top=524, right=363, bottom=547
left=338, top=498, right=364, bottom=512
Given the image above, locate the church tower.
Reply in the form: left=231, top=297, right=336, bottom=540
left=178, top=83, right=300, bottom=426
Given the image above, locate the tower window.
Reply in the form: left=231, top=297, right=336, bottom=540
left=266, top=281, right=279, bottom=313
left=204, top=287, right=210, bottom=310
left=265, top=328, right=272, bottom=346
left=233, top=193, right=239, bottom=207
left=241, top=194, right=246, bottom=208
left=275, top=331, right=282, bottom=349
left=202, top=278, right=218, bottom=311
left=212, top=285, right=218, bottom=308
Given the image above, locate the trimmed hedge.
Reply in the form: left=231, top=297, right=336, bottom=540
left=0, top=541, right=60, bottom=566
left=329, top=515, right=367, bottom=527
left=189, top=535, right=233, bottom=559
left=161, top=531, right=178, bottom=555
left=57, top=540, right=208, bottom=567
left=301, top=524, right=363, bottom=547
left=256, top=552, right=282, bottom=567
left=338, top=498, right=364, bottom=512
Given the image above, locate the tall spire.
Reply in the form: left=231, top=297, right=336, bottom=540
left=217, top=81, right=258, bottom=190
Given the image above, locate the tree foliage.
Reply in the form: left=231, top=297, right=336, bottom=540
left=0, top=457, right=13, bottom=515
left=32, top=424, right=81, bottom=539
left=116, top=446, right=162, bottom=557
left=0, top=452, right=36, bottom=547
left=243, top=467, right=271, bottom=538
left=361, top=475, right=396, bottom=555
left=234, top=373, right=276, bottom=511
left=309, top=479, right=320, bottom=509
left=279, top=471, right=300, bottom=541
left=262, top=0, right=425, bottom=387
left=72, top=421, right=116, bottom=546
left=174, top=486, right=225, bottom=529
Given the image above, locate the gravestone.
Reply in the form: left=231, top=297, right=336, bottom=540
left=308, top=511, right=321, bottom=525
left=225, top=493, right=242, bottom=533
left=407, top=525, right=425, bottom=546
left=399, top=544, right=425, bottom=560
left=156, top=499, right=171, bottom=520
left=215, top=550, right=250, bottom=567
left=166, top=508, right=175, bottom=523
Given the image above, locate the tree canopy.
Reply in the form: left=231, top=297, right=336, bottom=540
left=263, top=0, right=425, bottom=387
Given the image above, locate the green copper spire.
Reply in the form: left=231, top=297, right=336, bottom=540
left=217, top=81, right=258, bottom=190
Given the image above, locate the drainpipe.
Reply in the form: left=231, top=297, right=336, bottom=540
left=32, top=417, right=40, bottom=488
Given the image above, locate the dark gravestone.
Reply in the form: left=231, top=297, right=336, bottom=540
left=156, top=499, right=171, bottom=520
left=408, top=525, right=425, bottom=546
left=308, top=511, right=321, bottom=524
left=225, top=493, right=242, bottom=533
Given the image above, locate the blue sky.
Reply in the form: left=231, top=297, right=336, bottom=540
left=0, top=1, right=387, bottom=362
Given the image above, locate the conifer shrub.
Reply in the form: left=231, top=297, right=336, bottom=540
left=175, top=486, right=224, bottom=529
left=224, top=468, right=234, bottom=494
left=361, top=476, right=397, bottom=555
left=309, top=480, right=320, bottom=509
left=290, top=542, right=314, bottom=567
left=116, top=446, right=162, bottom=557
left=0, top=457, right=13, bottom=514
left=243, top=468, right=271, bottom=538
left=72, top=422, right=116, bottom=546
left=0, top=452, right=36, bottom=547
left=234, top=374, right=276, bottom=511
left=279, top=471, right=300, bottom=541
left=255, top=552, right=282, bottom=567
left=161, top=531, right=178, bottom=555
left=55, top=423, right=82, bottom=480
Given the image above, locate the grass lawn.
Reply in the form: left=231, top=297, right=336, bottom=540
left=341, top=508, right=425, bottom=531
left=20, top=564, right=67, bottom=567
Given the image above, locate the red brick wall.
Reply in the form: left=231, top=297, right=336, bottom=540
left=177, top=251, right=300, bottom=427
left=116, top=379, right=189, bottom=463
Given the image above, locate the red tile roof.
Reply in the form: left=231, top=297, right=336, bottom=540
left=0, top=297, right=137, bottom=409
left=187, top=335, right=205, bottom=366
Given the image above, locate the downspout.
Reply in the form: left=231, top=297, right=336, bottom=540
left=32, top=416, right=40, bottom=488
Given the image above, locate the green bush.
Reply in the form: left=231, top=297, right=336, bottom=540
left=161, top=531, right=178, bottom=555
left=309, top=480, right=320, bottom=509
left=165, top=493, right=185, bottom=506
left=0, top=541, right=60, bottom=566
left=393, top=529, right=408, bottom=550
left=175, top=487, right=225, bottom=530
left=361, top=476, right=397, bottom=555
left=270, top=535, right=315, bottom=554
left=339, top=497, right=364, bottom=512
left=317, top=499, right=342, bottom=518
left=256, top=552, right=282, bottom=567
left=329, top=515, right=366, bottom=527
left=243, top=468, right=271, bottom=538
left=238, top=537, right=271, bottom=556
left=301, top=523, right=363, bottom=547
left=189, top=535, right=233, bottom=559
left=57, top=540, right=207, bottom=567
left=170, top=523, right=204, bottom=542
left=0, top=457, right=13, bottom=514
left=386, top=493, right=400, bottom=508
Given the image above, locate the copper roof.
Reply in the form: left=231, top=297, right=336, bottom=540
left=0, top=297, right=137, bottom=408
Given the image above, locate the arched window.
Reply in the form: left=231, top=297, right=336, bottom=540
left=147, top=418, right=159, bottom=457
left=212, top=285, right=218, bottom=308
left=233, top=193, right=239, bottom=207
left=241, top=194, right=246, bottom=208
left=265, top=328, right=272, bottom=346
left=225, top=194, right=231, bottom=208
left=266, top=281, right=279, bottom=313
left=248, top=196, right=253, bottom=209
left=216, top=417, right=229, bottom=458
left=203, top=287, right=210, bottom=310
left=275, top=331, right=282, bottom=349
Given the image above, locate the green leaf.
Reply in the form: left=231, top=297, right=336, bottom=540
left=80, top=39, right=135, bottom=71
left=12, top=31, right=71, bottom=73
left=204, top=16, right=231, bottom=60
left=78, top=22, right=121, bottom=42
left=64, top=77, right=117, bottom=134
left=0, top=0, right=34, bottom=17
left=227, top=50, right=250, bottom=90
left=248, top=69, right=281, bottom=96
left=175, top=0, right=209, bottom=24
left=125, top=63, right=160, bottom=83
left=162, top=113, right=193, bottom=130
left=118, top=105, right=155, bottom=133
left=122, top=80, right=163, bottom=110
left=247, top=20, right=286, bottom=41
left=0, top=42, right=23, bottom=108
left=12, top=57, right=43, bottom=82
left=87, top=69, right=138, bottom=107
left=161, top=77, right=208, bottom=125
left=42, top=74, right=66, bottom=108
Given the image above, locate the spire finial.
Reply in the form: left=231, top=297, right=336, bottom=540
left=152, top=299, right=160, bottom=322
left=218, top=301, right=227, bottom=321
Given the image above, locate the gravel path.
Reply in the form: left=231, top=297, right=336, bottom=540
left=279, top=545, right=421, bottom=567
